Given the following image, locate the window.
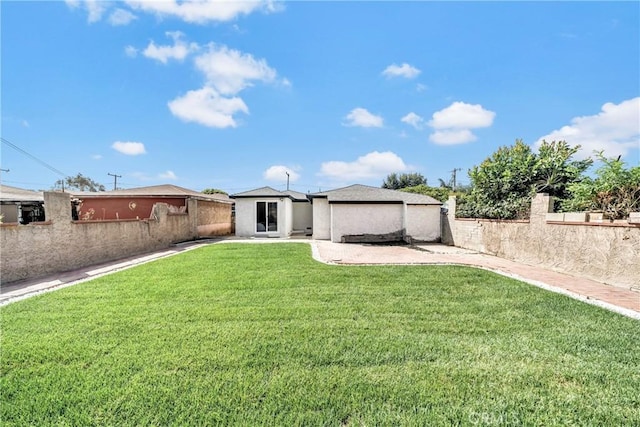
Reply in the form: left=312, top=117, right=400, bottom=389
left=256, top=201, right=277, bottom=232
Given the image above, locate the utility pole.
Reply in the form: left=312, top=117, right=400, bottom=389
left=108, top=173, right=121, bottom=190
left=285, top=172, right=290, bottom=191
left=0, top=168, right=8, bottom=186
left=450, top=168, right=462, bottom=191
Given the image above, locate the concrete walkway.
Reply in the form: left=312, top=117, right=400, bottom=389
left=2, top=239, right=638, bottom=319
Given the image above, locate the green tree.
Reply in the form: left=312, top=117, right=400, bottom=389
left=400, top=184, right=450, bottom=203
left=382, top=172, right=427, bottom=190
left=561, top=153, right=640, bottom=219
left=457, top=140, right=590, bottom=219
left=437, top=178, right=452, bottom=189
left=202, top=188, right=228, bottom=196
left=53, top=173, right=106, bottom=192
left=533, top=140, right=592, bottom=203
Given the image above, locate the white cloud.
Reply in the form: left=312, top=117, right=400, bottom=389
left=65, top=0, right=107, bottom=23
left=382, top=63, right=421, bottom=79
left=155, top=42, right=284, bottom=129
left=124, top=45, right=138, bottom=58
left=536, top=97, right=640, bottom=159
left=344, top=108, right=384, bottom=128
left=401, top=112, right=424, bottom=130
left=143, top=31, right=197, bottom=64
left=429, top=129, right=477, bottom=145
left=263, top=165, right=301, bottom=183
left=91, top=154, right=102, bottom=160
left=125, top=0, right=277, bottom=24
left=22, top=120, right=29, bottom=128
left=112, top=141, right=146, bottom=155
left=429, top=102, right=496, bottom=129
left=168, top=87, right=249, bottom=128
left=319, top=151, right=409, bottom=181
left=66, top=0, right=278, bottom=24
left=108, top=8, right=137, bottom=26
left=159, top=170, right=178, bottom=180
left=194, top=44, right=278, bottom=95
left=427, top=101, right=495, bottom=145
left=416, top=83, right=428, bottom=92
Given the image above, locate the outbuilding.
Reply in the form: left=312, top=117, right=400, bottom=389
left=231, top=184, right=442, bottom=243
left=230, top=187, right=312, bottom=238
left=308, top=184, right=442, bottom=243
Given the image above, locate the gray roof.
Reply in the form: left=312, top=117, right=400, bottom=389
left=283, top=190, right=310, bottom=201
left=0, top=184, right=44, bottom=202
left=230, top=187, right=309, bottom=201
left=72, top=184, right=232, bottom=203
left=310, top=184, right=442, bottom=205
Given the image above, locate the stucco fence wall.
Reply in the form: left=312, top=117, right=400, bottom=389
left=443, top=193, right=640, bottom=291
left=196, top=199, right=233, bottom=237
left=1, top=191, right=199, bottom=284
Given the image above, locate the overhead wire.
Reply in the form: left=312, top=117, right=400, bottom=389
left=1, top=137, right=67, bottom=178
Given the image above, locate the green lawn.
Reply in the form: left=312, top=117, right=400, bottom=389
left=1, top=243, right=639, bottom=426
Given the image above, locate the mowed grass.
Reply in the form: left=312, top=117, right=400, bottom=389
left=1, top=243, right=639, bottom=426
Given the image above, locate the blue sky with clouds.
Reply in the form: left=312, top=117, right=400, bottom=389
left=2, top=1, right=639, bottom=194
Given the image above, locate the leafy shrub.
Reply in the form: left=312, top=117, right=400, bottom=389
left=400, top=185, right=450, bottom=203
left=561, top=154, right=640, bottom=219
left=382, top=173, right=427, bottom=189
left=458, top=140, right=591, bottom=219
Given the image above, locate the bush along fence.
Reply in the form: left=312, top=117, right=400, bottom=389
left=442, top=193, right=640, bottom=292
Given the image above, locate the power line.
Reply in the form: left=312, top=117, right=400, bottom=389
left=107, top=173, right=122, bottom=190
left=1, top=137, right=67, bottom=178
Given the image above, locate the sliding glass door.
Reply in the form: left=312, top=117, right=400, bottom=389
left=256, top=201, right=278, bottom=232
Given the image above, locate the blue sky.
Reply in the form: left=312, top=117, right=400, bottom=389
left=2, top=1, right=639, bottom=194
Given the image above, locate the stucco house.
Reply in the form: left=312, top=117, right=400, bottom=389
left=231, top=184, right=442, bottom=243
left=0, top=184, right=46, bottom=224
left=72, top=184, right=234, bottom=237
left=230, top=187, right=312, bottom=238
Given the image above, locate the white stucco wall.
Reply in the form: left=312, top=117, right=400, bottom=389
left=312, top=198, right=331, bottom=240
left=406, top=204, right=441, bottom=242
left=234, top=197, right=292, bottom=238
left=234, top=198, right=255, bottom=237
left=283, top=199, right=293, bottom=237
left=292, top=202, right=312, bottom=232
left=331, top=203, right=404, bottom=243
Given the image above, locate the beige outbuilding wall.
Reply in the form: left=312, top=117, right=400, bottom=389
left=330, top=203, right=404, bottom=243
left=406, top=204, right=441, bottom=242
left=312, top=198, right=331, bottom=240
left=1, top=191, right=201, bottom=284
left=443, top=194, right=640, bottom=291
left=292, top=202, right=313, bottom=232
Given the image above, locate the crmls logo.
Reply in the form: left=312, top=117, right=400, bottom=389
left=468, top=411, right=521, bottom=425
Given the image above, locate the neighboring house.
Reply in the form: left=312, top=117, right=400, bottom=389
left=0, top=184, right=46, bottom=224
left=309, top=184, right=442, bottom=243
left=231, top=184, right=442, bottom=243
left=72, top=184, right=234, bottom=236
left=230, top=187, right=312, bottom=238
